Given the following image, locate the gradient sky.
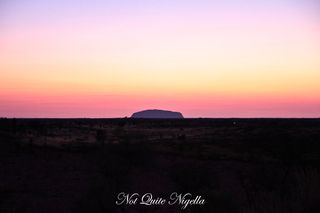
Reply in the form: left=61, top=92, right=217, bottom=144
left=1, top=0, right=320, bottom=117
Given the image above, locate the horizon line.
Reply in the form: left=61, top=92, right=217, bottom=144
left=1, top=117, right=320, bottom=119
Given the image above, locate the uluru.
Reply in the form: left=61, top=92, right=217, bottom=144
left=131, top=109, right=184, bottom=119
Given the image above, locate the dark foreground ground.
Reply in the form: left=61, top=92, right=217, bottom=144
left=0, top=118, right=320, bottom=213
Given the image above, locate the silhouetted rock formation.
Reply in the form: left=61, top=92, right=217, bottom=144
left=131, top=109, right=184, bottom=119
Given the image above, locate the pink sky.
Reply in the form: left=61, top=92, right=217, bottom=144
left=0, top=0, right=320, bottom=117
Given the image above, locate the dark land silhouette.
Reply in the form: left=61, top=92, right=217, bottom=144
left=0, top=118, right=320, bottom=213
left=131, top=109, right=184, bottom=119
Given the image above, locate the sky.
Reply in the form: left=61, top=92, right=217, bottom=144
left=0, top=0, right=320, bottom=118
